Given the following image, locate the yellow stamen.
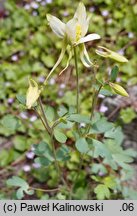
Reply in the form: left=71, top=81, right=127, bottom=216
left=76, top=24, right=82, bottom=41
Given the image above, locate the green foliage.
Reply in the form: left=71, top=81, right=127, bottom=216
left=1, top=115, right=20, bottom=131
left=110, top=65, right=119, bottom=82
left=16, top=94, right=26, bottom=105
left=75, top=138, right=89, bottom=154
left=57, top=105, right=68, bottom=117
left=34, top=141, right=54, bottom=166
left=104, top=126, right=124, bottom=145
left=56, top=145, right=70, bottom=161
left=54, top=128, right=67, bottom=143
left=91, top=164, right=108, bottom=175
left=13, top=136, right=29, bottom=152
left=122, top=187, right=137, bottom=200
left=45, top=106, right=55, bottom=122
left=120, top=108, right=136, bottom=124
left=0, top=149, right=20, bottom=167
left=103, top=176, right=117, bottom=190
left=67, top=114, right=91, bottom=124
left=94, top=184, right=110, bottom=200
left=89, top=116, right=114, bottom=134
left=7, top=176, right=34, bottom=199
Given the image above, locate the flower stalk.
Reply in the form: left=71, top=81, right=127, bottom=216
left=73, top=46, right=79, bottom=114
left=37, top=97, right=52, bottom=134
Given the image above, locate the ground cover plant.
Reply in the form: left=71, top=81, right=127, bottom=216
left=0, top=0, right=137, bottom=200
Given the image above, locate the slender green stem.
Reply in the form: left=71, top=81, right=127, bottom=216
left=30, top=187, right=60, bottom=193
left=34, top=108, right=50, bottom=133
left=73, top=46, right=79, bottom=114
left=50, top=130, right=60, bottom=175
left=50, top=129, right=72, bottom=196
left=37, top=97, right=51, bottom=134
left=86, top=84, right=102, bottom=134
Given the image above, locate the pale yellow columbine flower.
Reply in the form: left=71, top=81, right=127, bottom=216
left=95, top=46, right=128, bottom=63
left=45, top=3, right=101, bottom=83
left=26, top=79, right=41, bottom=109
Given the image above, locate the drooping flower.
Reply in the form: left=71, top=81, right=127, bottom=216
left=95, top=46, right=128, bottom=63
left=26, top=79, right=41, bottom=109
left=44, top=3, right=101, bottom=83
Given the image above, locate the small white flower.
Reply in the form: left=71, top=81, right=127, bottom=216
left=98, top=94, right=105, bottom=99
left=80, top=123, right=86, bottom=128
left=31, top=2, right=39, bottom=9
left=24, top=4, right=31, bottom=10
left=98, top=171, right=105, bottom=176
left=32, top=11, right=38, bottom=16
left=118, top=49, right=125, bottom=56
left=128, top=32, right=134, bottom=38
left=26, top=151, right=35, bottom=159
left=11, top=55, right=18, bottom=61
left=23, top=165, right=31, bottom=172
left=60, top=83, right=66, bottom=89
left=20, top=112, right=28, bottom=119
left=99, top=104, right=108, bottom=113
left=63, top=11, right=69, bottom=17
left=101, top=10, right=109, bottom=17
left=89, top=7, right=95, bottom=12
left=41, top=1, right=46, bottom=6
left=30, top=115, right=37, bottom=122
left=107, top=18, right=112, bottom=24
left=38, top=76, right=45, bottom=83
left=116, top=77, right=121, bottom=82
left=46, top=0, right=52, bottom=3
left=5, top=82, right=11, bottom=87
left=49, top=78, right=55, bottom=85
left=7, top=98, right=14, bottom=104
left=58, top=90, right=64, bottom=97
left=32, top=163, right=41, bottom=169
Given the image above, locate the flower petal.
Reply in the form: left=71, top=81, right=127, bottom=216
left=74, top=3, right=86, bottom=22
left=76, top=33, right=101, bottom=45
left=59, top=48, right=73, bottom=75
left=80, top=44, right=93, bottom=67
left=66, top=18, right=77, bottom=44
left=74, top=3, right=89, bottom=37
left=109, top=51, right=128, bottom=63
left=26, top=79, right=41, bottom=109
left=44, top=42, right=67, bottom=84
left=96, top=46, right=128, bottom=63
left=47, top=14, right=66, bottom=38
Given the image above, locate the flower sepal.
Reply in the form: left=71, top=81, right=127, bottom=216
left=96, top=46, right=128, bottom=63
left=26, top=78, right=41, bottom=109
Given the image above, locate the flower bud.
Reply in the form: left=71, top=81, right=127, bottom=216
left=96, top=46, right=128, bottom=63
left=26, top=79, right=41, bottom=109
left=109, top=82, right=129, bottom=97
